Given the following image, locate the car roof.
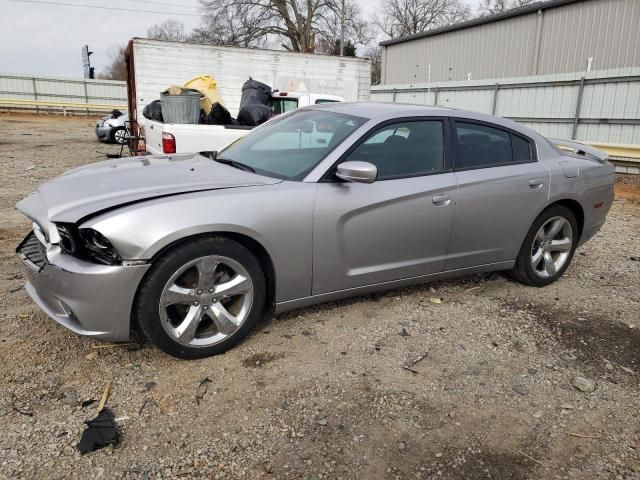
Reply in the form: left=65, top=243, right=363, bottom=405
left=311, top=101, right=547, bottom=142
left=311, top=101, right=452, bottom=119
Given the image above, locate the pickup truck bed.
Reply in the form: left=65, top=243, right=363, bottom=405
left=143, top=92, right=345, bottom=155
left=144, top=120, right=253, bottom=155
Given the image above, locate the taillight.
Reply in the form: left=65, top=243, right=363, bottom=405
left=162, top=132, right=176, bottom=154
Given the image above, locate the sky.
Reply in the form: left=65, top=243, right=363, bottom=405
left=0, top=0, right=474, bottom=78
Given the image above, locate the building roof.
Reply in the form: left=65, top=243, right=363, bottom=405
left=379, top=0, right=585, bottom=47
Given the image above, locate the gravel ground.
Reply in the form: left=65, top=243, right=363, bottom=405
left=0, top=113, right=638, bottom=480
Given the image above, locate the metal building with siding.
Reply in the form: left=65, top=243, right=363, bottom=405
left=380, top=0, right=640, bottom=84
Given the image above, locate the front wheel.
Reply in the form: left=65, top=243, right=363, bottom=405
left=111, top=127, right=128, bottom=145
left=511, top=205, right=578, bottom=287
left=135, top=237, right=266, bottom=359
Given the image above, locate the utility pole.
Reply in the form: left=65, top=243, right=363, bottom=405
left=81, top=44, right=94, bottom=79
left=340, top=0, right=345, bottom=57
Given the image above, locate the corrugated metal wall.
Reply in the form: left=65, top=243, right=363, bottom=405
left=382, top=0, right=640, bottom=84
left=371, top=68, right=640, bottom=144
left=0, top=73, right=126, bottom=112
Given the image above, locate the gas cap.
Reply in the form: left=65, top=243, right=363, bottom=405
left=559, top=161, right=579, bottom=178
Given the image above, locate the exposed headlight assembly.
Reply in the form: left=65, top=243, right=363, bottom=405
left=55, top=224, right=121, bottom=265
left=56, top=223, right=78, bottom=253
left=79, top=228, right=121, bottom=265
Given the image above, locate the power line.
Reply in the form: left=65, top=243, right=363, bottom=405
left=128, top=0, right=201, bottom=10
left=7, top=0, right=202, bottom=16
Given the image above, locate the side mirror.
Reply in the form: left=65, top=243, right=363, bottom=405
left=336, top=161, right=377, bottom=184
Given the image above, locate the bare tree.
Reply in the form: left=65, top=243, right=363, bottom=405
left=363, top=44, right=382, bottom=84
left=318, top=0, right=372, bottom=50
left=478, top=0, right=539, bottom=15
left=195, top=0, right=369, bottom=53
left=191, top=2, right=271, bottom=47
left=375, top=0, right=471, bottom=39
left=316, top=37, right=357, bottom=56
left=98, top=44, right=127, bottom=81
left=147, top=19, right=187, bottom=41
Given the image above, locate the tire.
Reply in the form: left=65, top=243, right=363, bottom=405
left=511, top=205, right=578, bottom=287
left=110, top=127, right=127, bottom=145
left=135, top=236, right=266, bottom=359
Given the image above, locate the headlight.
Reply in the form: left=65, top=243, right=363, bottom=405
left=56, top=223, right=78, bottom=254
left=55, top=224, right=121, bottom=265
left=79, top=228, right=121, bottom=265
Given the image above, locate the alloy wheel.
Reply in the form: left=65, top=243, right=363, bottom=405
left=159, top=255, right=253, bottom=347
left=530, top=216, right=573, bottom=278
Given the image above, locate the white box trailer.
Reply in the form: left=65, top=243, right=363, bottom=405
left=125, top=38, right=371, bottom=125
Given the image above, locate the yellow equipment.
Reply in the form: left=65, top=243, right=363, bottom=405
left=184, top=75, right=225, bottom=114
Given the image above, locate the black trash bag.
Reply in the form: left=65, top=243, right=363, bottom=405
left=209, top=102, right=233, bottom=125
left=199, top=108, right=208, bottom=124
left=142, top=99, right=163, bottom=122
left=110, top=109, right=124, bottom=119
left=77, top=408, right=118, bottom=454
left=238, top=104, right=273, bottom=127
left=240, top=78, right=272, bottom=109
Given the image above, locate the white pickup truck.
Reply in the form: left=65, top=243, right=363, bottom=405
left=144, top=92, right=344, bottom=155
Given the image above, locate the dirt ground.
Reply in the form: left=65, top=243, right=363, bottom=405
left=0, top=113, right=638, bottom=480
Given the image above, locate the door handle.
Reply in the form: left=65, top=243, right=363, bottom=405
left=432, top=194, right=451, bottom=206
left=529, top=178, right=544, bottom=189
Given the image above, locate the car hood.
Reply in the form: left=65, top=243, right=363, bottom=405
left=17, top=153, right=281, bottom=227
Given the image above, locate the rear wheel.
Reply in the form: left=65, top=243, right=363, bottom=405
left=135, top=237, right=266, bottom=359
left=511, top=205, right=578, bottom=287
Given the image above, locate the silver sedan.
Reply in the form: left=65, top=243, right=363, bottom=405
left=16, top=103, right=614, bottom=359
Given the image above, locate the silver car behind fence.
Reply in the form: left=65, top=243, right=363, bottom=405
left=17, top=103, right=615, bottom=359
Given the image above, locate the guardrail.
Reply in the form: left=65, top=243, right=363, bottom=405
left=557, top=141, right=640, bottom=175
left=0, top=98, right=127, bottom=115
left=587, top=143, right=640, bottom=174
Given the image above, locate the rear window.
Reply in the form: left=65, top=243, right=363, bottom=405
left=270, top=98, right=298, bottom=115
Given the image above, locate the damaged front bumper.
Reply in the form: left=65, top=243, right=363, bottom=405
left=17, top=230, right=150, bottom=342
left=95, top=122, right=112, bottom=142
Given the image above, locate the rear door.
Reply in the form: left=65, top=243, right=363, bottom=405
left=313, top=118, right=457, bottom=294
left=445, top=119, right=549, bottom=270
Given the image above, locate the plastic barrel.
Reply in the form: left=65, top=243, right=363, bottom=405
left=160, top=91, right=201, bottom=124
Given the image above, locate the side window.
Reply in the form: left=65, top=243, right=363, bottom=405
left=453, top=121, right=536, bottom=170
left=345, top=120, right=444, bottom=180
left=512, top=133, right=534, bottom=162
left=454, top=122, right=512, bottom=169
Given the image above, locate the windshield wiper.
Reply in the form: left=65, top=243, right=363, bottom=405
left=200, top=150, right=218, bottom=160
left=201, top=151, right=255, bottom=173
left=214, top=157, right=256, bottom=173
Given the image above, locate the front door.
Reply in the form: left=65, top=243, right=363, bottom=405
left=312, top=119, right=457, bottom=294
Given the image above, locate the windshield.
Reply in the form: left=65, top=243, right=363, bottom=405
left=218, top=110, right=367, bottom=180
